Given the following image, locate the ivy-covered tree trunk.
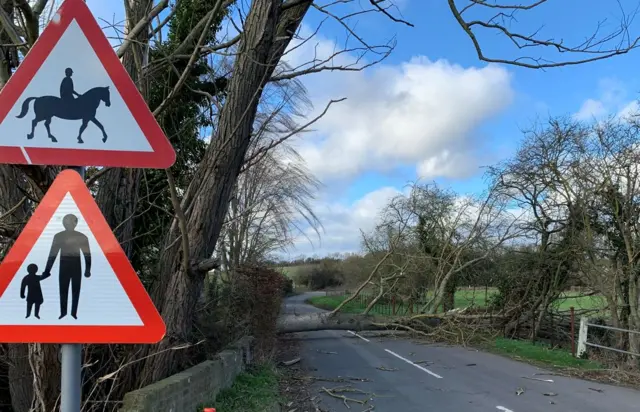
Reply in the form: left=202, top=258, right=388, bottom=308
left=139, top=0, right=312, bottom=384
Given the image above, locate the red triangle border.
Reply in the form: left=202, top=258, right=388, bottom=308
left=0, top=170, right=166, bottom=343
left=0, top=0, right=175, bottom=169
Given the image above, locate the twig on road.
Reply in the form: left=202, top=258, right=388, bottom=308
left=522, top=376, right=554, bottom=383
left=376, top=366, right=398, bottom=372
left=321, top=386, right=368, bottom=409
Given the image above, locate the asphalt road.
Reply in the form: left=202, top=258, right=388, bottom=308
left=284, top=292, right=640, bottom=412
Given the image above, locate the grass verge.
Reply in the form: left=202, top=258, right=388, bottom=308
left=485, top=338, right=602, bottom=370
left=202, top=364, right=280, bottom=412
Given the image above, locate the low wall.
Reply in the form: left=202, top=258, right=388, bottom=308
left=120, top=337, right=254, bottom=412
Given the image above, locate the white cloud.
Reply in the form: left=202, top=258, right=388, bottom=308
left=290, top=186, right=402, bottom=256
left=573, top=78, right=637, bottom=121
left=574, top=98, right=607, bottom=121
left=282, top=28, right=514, bottom=181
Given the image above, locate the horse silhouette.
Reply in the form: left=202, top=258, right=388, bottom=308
left=16, top=86, right=111, bottom=144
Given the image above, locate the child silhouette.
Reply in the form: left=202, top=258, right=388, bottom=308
left=20, top=263, right=51, bottom=319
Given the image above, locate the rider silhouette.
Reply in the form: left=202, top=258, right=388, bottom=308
left=60, top=68, right=80, bottom=104
left=42, top=214, right=92, bottom=320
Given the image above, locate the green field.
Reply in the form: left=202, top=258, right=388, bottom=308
left=308, top=289, right=607, bottom=315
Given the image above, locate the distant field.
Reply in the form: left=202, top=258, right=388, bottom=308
left=277, top=264, right=318, bottom=278
left=308, top=288, right=608, bottom=315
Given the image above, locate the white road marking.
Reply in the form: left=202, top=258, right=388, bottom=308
left=496, top=406, right=514, bottom=412
left=347, top=330, right=370, bottom=342
left=384, top=349, right=443, bottom=379
left=20, top=147, right=32, bottom=165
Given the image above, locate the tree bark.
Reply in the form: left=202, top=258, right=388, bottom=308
left=275, top=312, right=475, bottom=334
left=94, top=0, right=151, bottom=256
left=276, top=312, right=385, bottom=334
left=0, top=166, right=33, bottom=412
left=139, top=0, right=312, bottom=385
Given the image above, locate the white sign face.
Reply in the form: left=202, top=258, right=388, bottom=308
left=0, top=193, right=143, bottom=326
left=0, top=19, right=153, bottom=153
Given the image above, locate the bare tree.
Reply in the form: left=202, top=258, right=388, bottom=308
left=219, top=147, right=322, bottom=269
left=2, top=0, right=640, bottom=407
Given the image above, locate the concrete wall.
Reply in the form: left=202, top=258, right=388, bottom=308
left=120, top=337, right=254, bottom=412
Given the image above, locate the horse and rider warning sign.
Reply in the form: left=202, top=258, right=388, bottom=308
left=0, top=0, right=175, bottom=168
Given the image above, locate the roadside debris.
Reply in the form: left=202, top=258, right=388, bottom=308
left=522, top=376, right=554, bottom=383
left=281, top=357, right=301, bottom=366
left=321, top=385, right=372, bottom=409
left=413, top=360, right=434, bottom=365
left=376, top=366, right=399, bottom=372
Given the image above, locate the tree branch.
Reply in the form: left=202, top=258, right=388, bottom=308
left=116, top=0, right=170, bottom=58
left=448, top=0, right=640, bottom=68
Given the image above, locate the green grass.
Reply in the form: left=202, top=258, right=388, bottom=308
left=488, top=338, right=602, bottom=370
left=309, top=288, right=609, bottom=316
left=200, top=365, right=280, bottom=412
left=554, top=292, right=608, bottom=312
left=308, top=289, right=498, bottom=316
left=308, top=295, right=395, bottom=315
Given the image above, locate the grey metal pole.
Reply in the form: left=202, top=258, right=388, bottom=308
left=61, top=165, right=85, bottom=412
left=61, top=343, right=82, bottom=412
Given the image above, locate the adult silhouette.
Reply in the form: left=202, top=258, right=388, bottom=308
left=42, top=214, right=92, bottom=319
left=60, top=68, right=81, bottom=103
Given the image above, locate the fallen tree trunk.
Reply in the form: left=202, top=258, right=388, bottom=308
left=276, top=313, right=387, bottom=334
left=276, top=311, right=508, bottom=334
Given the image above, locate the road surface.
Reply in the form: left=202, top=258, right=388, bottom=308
left=284, top=292, right=640, bottom=412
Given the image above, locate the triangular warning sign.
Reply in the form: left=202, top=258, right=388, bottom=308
left=0, top=170, right=166, bottom=343
left=0, top=0, right=175, bottom=169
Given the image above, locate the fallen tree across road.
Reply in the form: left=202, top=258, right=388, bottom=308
left=275, top=311, right=503, bottom=335
left=276, top=312, right=387, bottom=334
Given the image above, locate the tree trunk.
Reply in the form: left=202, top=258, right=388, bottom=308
left=276, top=313, right=385, bottom=334
left=275, top=312, right=464, bottom=334
left=443, top=274, right=457, bottom=312
left=139, top=0, right=312, bottom=385
left=94, top=0, right=151, bottom=257
left=627, top=271, right=640, bottom=367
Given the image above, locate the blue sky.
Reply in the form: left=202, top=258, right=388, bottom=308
left=281, top=0, right=640, bottom=258
left=85, top=0, right=640, bottom=258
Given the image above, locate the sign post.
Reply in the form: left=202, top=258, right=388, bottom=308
left=61, top=342, right=82, bottom=412
left=61, top=166, right=84, bottom=412
left=0, top=0, right=175, bottom=410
